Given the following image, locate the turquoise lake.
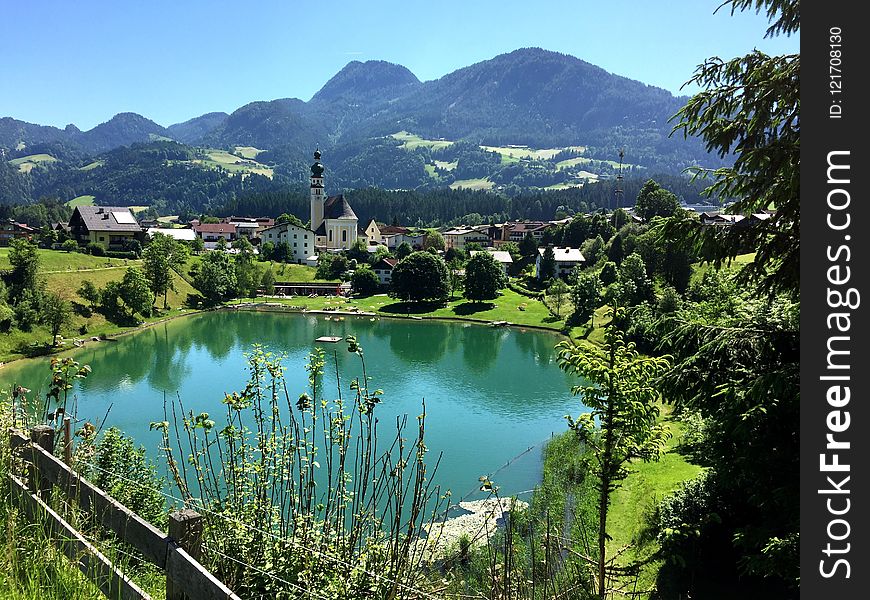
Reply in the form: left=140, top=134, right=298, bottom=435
left=0, top=311, right=586, bottom=501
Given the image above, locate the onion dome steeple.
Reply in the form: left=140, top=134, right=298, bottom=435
left=311, top=149, right=324, bottom=178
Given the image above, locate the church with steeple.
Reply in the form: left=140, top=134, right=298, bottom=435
left=310, top=150, right=359, bottom=250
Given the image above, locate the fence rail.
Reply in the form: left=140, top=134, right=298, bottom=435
left=9, top=427, right=241, bottom=600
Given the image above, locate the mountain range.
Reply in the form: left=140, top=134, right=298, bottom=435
left=1, top=48, right=722, bottom=211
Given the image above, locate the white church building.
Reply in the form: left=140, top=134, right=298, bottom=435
left=309, top=150, right=360, bottom=250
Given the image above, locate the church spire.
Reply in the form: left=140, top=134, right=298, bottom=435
left=310, top=149, right=325, bottom=231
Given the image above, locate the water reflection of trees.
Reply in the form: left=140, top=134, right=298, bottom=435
left=388, top=321, right=449, bottom=364
left=4, top=311, right=581, bottom=429
left=455, top=325, right=501, bottom=374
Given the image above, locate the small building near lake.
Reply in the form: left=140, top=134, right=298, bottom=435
left=535, top=246, right=584, bottom=280
left=68, top=206, right=143, bottom=250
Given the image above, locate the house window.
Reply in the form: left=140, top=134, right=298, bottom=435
left=294, top=242, right=297, bottom=247
left=329, top=230, right=333, bottom=242
left=342, top=230, right=347, bottom=242
left=294, top=234, right=297, bottom=239
left=99, top=236, right=105, bottom=242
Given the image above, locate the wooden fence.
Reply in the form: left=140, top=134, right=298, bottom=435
left=8, top=425, right=241, bottom=600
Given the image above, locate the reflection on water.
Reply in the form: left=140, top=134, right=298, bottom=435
left=0, top=311, right=584, bottom=497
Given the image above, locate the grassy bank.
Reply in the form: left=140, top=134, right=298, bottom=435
left=503, top=403, right=703, bottom=596
left=1, top=249, right=200, bottom=364
left=237, top=287, right=563, bottom=331
left=604, top=404, right=704, bottom=592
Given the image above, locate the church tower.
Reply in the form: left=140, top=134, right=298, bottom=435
left=310, top=149, right=325, bottom=232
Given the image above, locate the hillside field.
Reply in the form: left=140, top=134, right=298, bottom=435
left=0, top=249, right=198, bottom=363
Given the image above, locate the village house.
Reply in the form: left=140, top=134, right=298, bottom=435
left=258, top=221, right=316, bottom=264
left=221, top=216, right=275, bottom=238
left=443, top=226, right=491, bottom=250
left=0, top=219, right=37, bottom=245
left=536, top=246, right=585, bottom=280
left=67, top=206, right=143, bottom=250
left=498, top=220, right=553, bottom=245
left=193, top=222, right=236, bottom=249
left=371, top=257, right=398, bottom=286
left=384, top=231, right=427, bottom=250
left=363, top=219, right=386, bottom=246
left=470, top=249, right=513, bottom=276
left=698, top=211, right=773, bottom=227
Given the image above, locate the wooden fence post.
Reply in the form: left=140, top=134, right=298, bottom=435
left=29, top=425, right=55, bottom=498
left=167, top=509, right=204, bottom=600
left=63, top=416, right=73, bottom=465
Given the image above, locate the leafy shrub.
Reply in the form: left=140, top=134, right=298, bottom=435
left=676, top=410, right=708, bottom=462
left=86, top=242, right=106, bottom=256
left=83, top=427, right=167, bottom=527
left=651, top=472, right=722, bottom=573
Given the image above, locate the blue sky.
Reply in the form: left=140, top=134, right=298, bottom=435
left=1, top=0, right=799, bottom=130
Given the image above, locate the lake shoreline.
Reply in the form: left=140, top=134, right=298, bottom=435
left=1, top=297, right=573, bottom=373
left=228, top=300, right=570, bottom=338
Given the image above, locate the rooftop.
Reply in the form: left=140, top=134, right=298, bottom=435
left=72, top=206, right=142, bottom=233
left=538, top=246, right=585, bottom=262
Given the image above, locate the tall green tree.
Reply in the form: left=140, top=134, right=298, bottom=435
left=346, top=238, right=371, bottom=264
left=41, top=292, right=72, bottom=345
left=260, top=267, right=276, bottom=295
left=350, top=265, right=379, bottom=296
left=557, top=314, right=671, bottom=598
left=633, top=179, right=680, bottom=221
left=571, top=271, right=602, bottom=326
left=653, top=1, right=800, bottom=593
left=194, top=252, right=237, bottom=306
left=464, top=252, right=506, bottom=303
left=119, top=268, right=153, bottom=318
left=395, top=241, right=413, bottom=261
left=233, top=237, right=258, bottom=298
left=546, top=278, right=570, bottom=318
left=77, top=280, right=100, bottom=311
left=423, top=230, right=446, bottom=252
left=616, top=252, right=653, bottom=306
left=142, top=232, right=189, bottom=309
left=390, top=251, right=449, bottom=302
left=668, top=0, right=799, bottom=299
left=276, top=213, right=304, bottom=227
left=190, top=236, right=205, bottom=254
left=8, top=238, right=41, bottom=302
left=538, top=245, right=556, bottom=281
left=519, top=232, right=538, bottom=258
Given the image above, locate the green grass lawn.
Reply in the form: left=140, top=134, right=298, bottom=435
left=265, top=261, right=336, bottom=282
left=481, top=145, right=563, bottom=161
left=543, top=181, right=585, bottom=190
left=8, top=153, right=57, bottom=166
left=201, top=150, right=273, bottom=178
left=66, top=195, right=95, bottom=207
left=0, top=248, right=137, bottom=272
left=390, top=131, right=454, bottom=151
left=433, top=160, right=457, bottom=171
left=449, top=178, right=494, bottom=190
left=79, top=160, right=104, bottom=171
left=689, top=252, right=756, bottom=285
left=605, top=404, right=705, bottom=592
left=234, top=146, right=264, bottom=159
left=8, top=153, right=57, bottom=173
left=245, top=287, right=563, bottom=331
